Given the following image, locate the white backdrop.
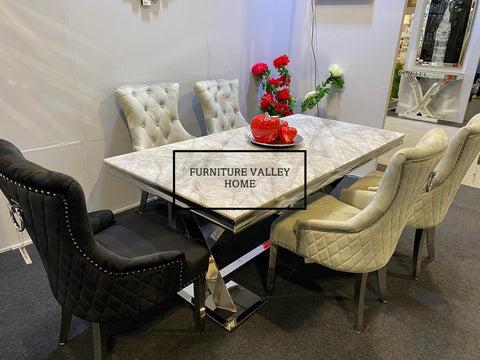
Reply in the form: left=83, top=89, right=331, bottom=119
left=0, top=0, right=404, bottom=251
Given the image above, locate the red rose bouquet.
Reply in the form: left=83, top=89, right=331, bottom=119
left=251, top=54, right=296, bottom=117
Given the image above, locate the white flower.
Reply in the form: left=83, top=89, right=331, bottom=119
left=304, top=90, right=316, bottom=100
left=329, top=64, right=343, bottom=77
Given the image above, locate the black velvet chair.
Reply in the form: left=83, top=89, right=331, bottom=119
left=0, top=139, right=210, bottom=359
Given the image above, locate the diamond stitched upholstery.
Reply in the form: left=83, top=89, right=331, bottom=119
left=271, top=128, right=449, bottom=273
left=193, top=79, right=248, bottom=134
left=0, top=139, right=209, bottom=323
left=339, top=114, right=480, bottom=229
left=114, top=82, right=194, bottom=151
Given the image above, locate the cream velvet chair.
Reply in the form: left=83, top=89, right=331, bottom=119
left=267, top=128, right=449, bottom=332
left=339, top=114, right=480, bottom=279
left=193, top=79, right=248, bottom=134
left=114, top=82, right=194, bottom=212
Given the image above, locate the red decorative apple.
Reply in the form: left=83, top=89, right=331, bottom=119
left=280, top=126, right=297, bottom=144
left=250, top=114, right=281, bottom=143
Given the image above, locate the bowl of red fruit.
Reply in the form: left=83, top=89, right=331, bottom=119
left=247, top=114, right=303, bottom=147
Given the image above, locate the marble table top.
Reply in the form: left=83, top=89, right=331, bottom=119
left=105, top=114, right=404, bottom=232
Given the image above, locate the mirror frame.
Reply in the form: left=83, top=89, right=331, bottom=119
left=416, top=0, right=478, bottom=68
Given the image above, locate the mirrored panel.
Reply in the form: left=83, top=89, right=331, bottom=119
left=416, top=0, right=477, bottom=67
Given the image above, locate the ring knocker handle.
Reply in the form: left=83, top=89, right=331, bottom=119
left=426, top=171, right=436, bottom=192
left=7, top=201, right=25, bottom=232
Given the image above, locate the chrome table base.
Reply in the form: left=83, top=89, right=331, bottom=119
left=179, top=279, right=265, bottom=332
left=179, top=214, right=269, bottom=331
left=178, top=242, right=268, bottom=331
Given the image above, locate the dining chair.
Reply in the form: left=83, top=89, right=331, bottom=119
left=339, top=114, right=480, bottom=279
left=0, top=139, right=209, bottom=360
left=267, top=128, right=449, bottom=332
left=193, top=79, right=249, bottom=135
left=114, top=82, right=195, bottom=212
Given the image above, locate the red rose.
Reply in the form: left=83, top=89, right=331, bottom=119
left=284, top=110, right=293, bottom=117
left=252, top=62, right=268, bottom=76
left=274, top=102, right=285, bottom=114
left=273, top=54, right=289, bottom=68
left=276, top=88, right=291, bottom=101
left=260, top=93, right=274, bottom=109
left=268, top=77, right=282, bottom=85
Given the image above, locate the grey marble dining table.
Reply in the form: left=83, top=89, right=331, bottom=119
left=104, top=114, right=404, bottom=232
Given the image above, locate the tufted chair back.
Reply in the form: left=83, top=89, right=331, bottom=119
left=0, top=139, right=182, bottom=323
left=294, top=128, right=449, bottom=273
left=114, top=82, right=194, bottom=151
left=193, top=79, right=249, bottom=134
left=407, top=114, right=480, bottom=228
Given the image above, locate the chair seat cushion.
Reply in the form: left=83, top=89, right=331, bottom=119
left=271, top=192, right=361, bottom=252
left=339, top=170, right=383, bottom=209
left=88, top=210, right=115, bottom=234
left=94, top=207, right=209, bottom=286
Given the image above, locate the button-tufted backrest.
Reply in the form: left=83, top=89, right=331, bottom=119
left=114, top=82, right=194, bottom=151
left=193, top=79, right=249, bottom=135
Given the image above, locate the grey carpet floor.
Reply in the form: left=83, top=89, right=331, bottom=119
left=1, top=183, right=480, bottom=360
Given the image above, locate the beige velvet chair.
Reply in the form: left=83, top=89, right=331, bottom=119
left=114, top=82, right=194, bottom=212
left=339, top=114, right=480, bottom=279
left=193, top=79, right=249, bottom=134
left=267, top=128, right=449, bottom=332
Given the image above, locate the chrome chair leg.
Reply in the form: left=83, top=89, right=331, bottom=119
left=193, top=275, right=206, bottom=334
left=138, top=190, right=148, bottom=214
left=426, top=227, right=435, bottom=259
left=354, top=273, right=368, bottom=333
left=92, top=322, right=106, bottom=360
left=376, top=265, right=387, bottom=303
left=58, top=307, right=72, bottom=345
left=266, top=244, right=278, bottom=297
left=412, top=228, right=425, bottom=280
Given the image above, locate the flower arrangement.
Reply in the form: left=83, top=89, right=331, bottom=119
left=301, top=64, right=345, bottom=112
left=252, top=54, right=296, bottom=117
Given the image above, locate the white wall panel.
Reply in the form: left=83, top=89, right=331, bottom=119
left=290, top=0, right=405, bottom=128
left=0, top=1, right=82, bottom=149
left=22, top=141, right=88, bottom=189
left=65, top=0, right=209, bottom=139
left=241, top=1, right=295, bottom=120
left=85, top=134, right=139, bottom=212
